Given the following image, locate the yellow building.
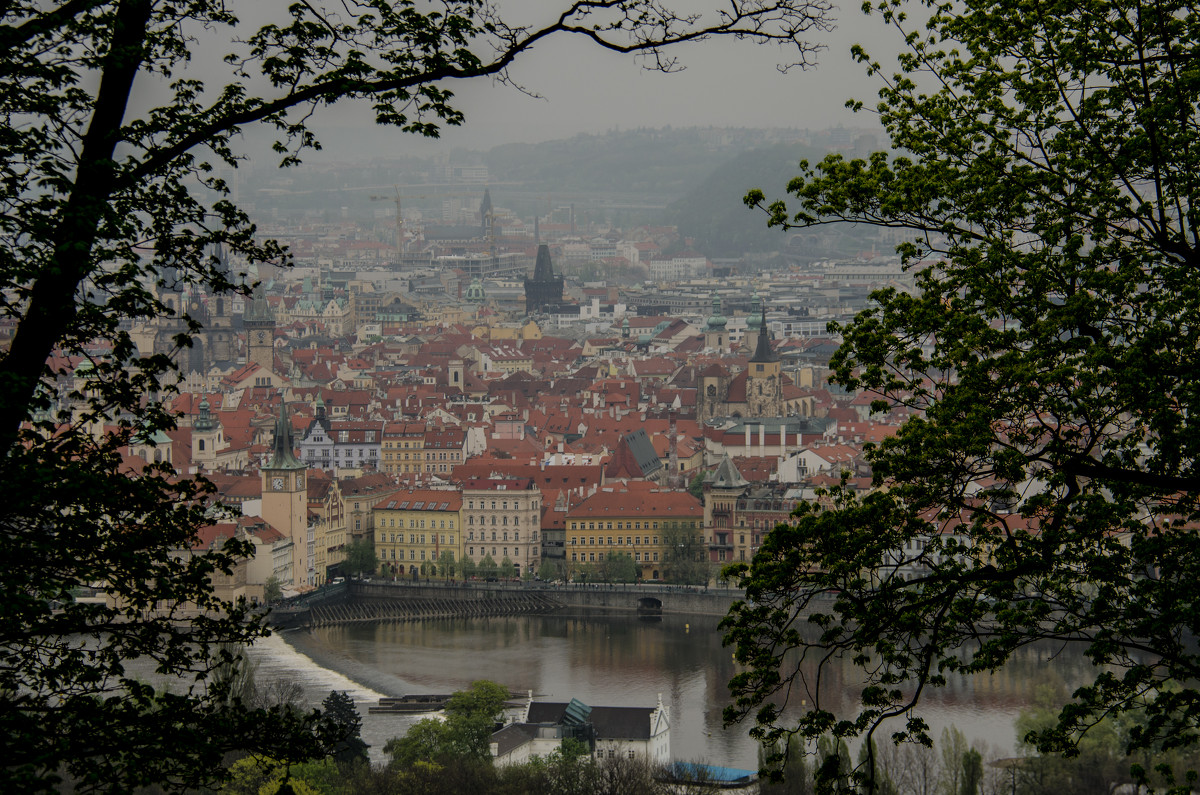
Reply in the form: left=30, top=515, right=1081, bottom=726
left=382, top=421, right=426, bottom=474
left=373, top=489, right=463, bottom=577
left=565, top=481, right=704, bottom=582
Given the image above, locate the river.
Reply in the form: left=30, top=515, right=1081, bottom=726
left=245, top=609, right=1099, bottom=769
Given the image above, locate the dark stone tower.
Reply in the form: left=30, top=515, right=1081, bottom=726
left=244, top=282, right=275, bottom=373
left=524, top=244, right=565, bottom=315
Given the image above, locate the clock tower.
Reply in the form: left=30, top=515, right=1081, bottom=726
left=244, top=283, right=275, bottom=374
left=262, top=400, right=309, bottom=587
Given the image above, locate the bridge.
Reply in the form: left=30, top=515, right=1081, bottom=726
left=269, top=580, right=745, bottom=629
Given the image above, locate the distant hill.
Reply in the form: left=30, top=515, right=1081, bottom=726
left=484, top=127, right=807, bottom=201
left=664, top=143, right=817, bottom=258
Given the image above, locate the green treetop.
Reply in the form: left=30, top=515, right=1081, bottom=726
left=726, top=0, right=1200, bottom=788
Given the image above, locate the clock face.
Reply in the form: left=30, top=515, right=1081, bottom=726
left=257, top=331, right=266, bottom=342
left=271, top=477, right=284, bottom=490
left=295, top=474, right=304, bottom=488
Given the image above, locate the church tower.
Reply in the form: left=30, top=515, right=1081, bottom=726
left=746, top=305, right=783, bottom=417
left=261, top=401, right=309, bottom=586
left=524, top=244, right=564, bottom=315
left=244, top=283, right=275, bottom=374
left=698, top=363, right=730, bottom=422
left=191, top=397, right=224, bottom=470
left=703, top=292, right=729, bottom=353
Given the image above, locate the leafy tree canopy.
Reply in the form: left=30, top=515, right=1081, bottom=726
left=603, top=552, right=638, bottom=583
left=320, top=690, right=368, bottom=769
left=725, top=0, right=1200, bottom=787
left=663, top=525, right=709, bottom=585
left=385, top=680, right=509, bottom=766
left=341, top=538, right=378, bottom=579
left=538, top=559, right=561, bottom=582
left=0, top=0, right=832, bottom=791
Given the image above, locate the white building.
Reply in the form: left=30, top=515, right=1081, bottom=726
left=491, top=694, right=671, bottom=766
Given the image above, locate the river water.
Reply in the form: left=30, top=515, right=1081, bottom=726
left=245, top=610, right=1099, bottom=769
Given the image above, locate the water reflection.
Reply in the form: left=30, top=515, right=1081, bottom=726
left=265, top=612, right=1106, bottom=769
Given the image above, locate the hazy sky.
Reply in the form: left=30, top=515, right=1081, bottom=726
left=293, top=1, right=904, bottom=157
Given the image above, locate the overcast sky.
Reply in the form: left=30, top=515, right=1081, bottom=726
left=288, top=1, right=905, bottom=158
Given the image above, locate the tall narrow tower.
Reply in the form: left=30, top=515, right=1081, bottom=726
left=668, top=409, right=683, bottom=490
left=524, top=244, right=564, bottom=315
left=747, top=304, right=782, bottom=418
left=261, top=401, right=309, bottom=586
left=244, top=283, right=275, bottom=374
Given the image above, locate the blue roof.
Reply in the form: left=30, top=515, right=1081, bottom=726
left=666, top=762, right=758, bottom=784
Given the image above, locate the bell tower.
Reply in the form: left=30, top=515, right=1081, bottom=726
left=746, top=304, right=782, bottom=418
left=244, top=283, right=275, bottom=374
left=261, top=400, right=309, bottom=586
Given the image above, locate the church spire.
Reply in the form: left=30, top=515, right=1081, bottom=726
left=266, top=400, right=304, bottom=470
left=749, top=303, right=777, bottom=363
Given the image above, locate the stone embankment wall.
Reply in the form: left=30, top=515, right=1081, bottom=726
left=268, top=580, right=745, bottom=629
